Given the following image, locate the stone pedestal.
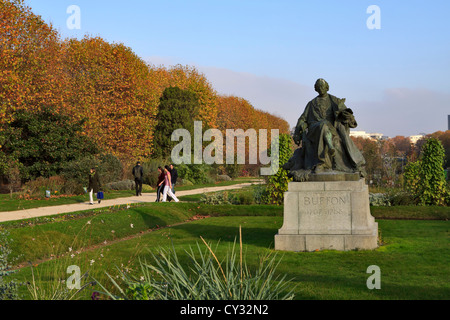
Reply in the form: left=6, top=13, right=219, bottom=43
left=274, top=177, right=378, bottom=252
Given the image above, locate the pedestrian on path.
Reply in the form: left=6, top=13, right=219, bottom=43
left=132, top=161, right=144, bottom=196
left=162, top=165, right=179, bottom=202
left=156, top=166, right=165, bottom=202
left=88, top=167, right=102, bottom=205
left=169, top=164, right=178, bottom=194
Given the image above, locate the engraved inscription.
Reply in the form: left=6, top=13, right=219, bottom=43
left=298, top=191, right=352, bottom=234
left=301, top=194, right=349, bottom=216
left=303, top=196, right=347, bottom=206
left=304, top=208, right=344, bottom=215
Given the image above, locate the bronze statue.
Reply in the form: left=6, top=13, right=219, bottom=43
left=283, top=79, right=366, bottom=181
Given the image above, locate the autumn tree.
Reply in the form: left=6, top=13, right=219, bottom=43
left=147, top=64, right=219, bottom=129
left=0, top=0, right=65, bottom=125
left=351, top=136, right=383, bottom=184
left=62, top=36, right=158, bottom=160
left=389, top=136, right=412, bottom=157
left=216, top=96, right=284, bottom=176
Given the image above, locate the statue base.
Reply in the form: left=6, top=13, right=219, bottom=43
left=274, top=177, right=378, bottom=252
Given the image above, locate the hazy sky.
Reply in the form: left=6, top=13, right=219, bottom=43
left=25, top=0, right=450, bottom=137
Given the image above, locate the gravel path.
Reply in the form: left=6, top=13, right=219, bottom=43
left=0, top=182, right=262, bottom=223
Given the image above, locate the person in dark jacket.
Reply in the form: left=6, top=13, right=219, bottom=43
left=156, top=166, right=165, bottom=202
left=169, top=164, right=178, bottom=194
left=132, top=161, right=144, bottom=196
left=88, top=167, right=101, bottom=205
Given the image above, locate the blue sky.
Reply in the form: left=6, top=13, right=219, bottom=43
left=25, top=0, right=450, bottom=137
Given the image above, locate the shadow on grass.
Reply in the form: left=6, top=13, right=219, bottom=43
left=170, top=223, right=278, bottom=249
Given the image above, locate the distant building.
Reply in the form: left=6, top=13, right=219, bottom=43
left=350, top=130, right=386, bottom=141
left=410, top=134, right=424, bottom=144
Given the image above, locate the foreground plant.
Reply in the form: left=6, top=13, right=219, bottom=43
left=26, top=264, right=92, bottom=300
left=97, top=227, right=295, bottom=300
left=0, top=231, right=23, bottom=300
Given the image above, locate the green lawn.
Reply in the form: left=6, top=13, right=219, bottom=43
left=2, top=203, right=449, bottom=300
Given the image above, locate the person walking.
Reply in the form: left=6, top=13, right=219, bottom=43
left=162, top=165, right=179, bottom=202
left=156, top=166, right=165, bottom=202
left=88, top=167, right=102, bottom=205
left=169, top=164, right=178, bottom=194
left=132, top=161, right=144, bottom=196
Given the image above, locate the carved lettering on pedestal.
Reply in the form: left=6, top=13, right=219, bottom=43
left=303, top=196, right=347, bottom=206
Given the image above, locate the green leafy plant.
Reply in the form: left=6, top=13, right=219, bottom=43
left=200, top=191, right=231, bottom=205
left=263, top=134, right=293, bottom=205
left=404, top=138, right=448, bottom=206
left=26, top=264, right=92, bottom=300
left=0, top=106, right=99, bottom=181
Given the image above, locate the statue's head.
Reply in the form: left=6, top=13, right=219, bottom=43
left=314, top=78, right=329, bottom=95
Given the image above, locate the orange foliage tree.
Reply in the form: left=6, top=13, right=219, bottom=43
left=62, top=36, right=158, bottom=159
left=147, top=64, right=218, bottom=129
left=0, top=0, right=64, bottom=124
left=216, top=95, right=290, bottom=175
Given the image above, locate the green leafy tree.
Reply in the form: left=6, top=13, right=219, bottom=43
left=404, top=138, right=448, bottom=206
left=403, top=160, right=421, bottom=201
left=263, top=134, right=293, bottom=205
left=0, top=106, right=99, bottom=180
left=152, top=87, right=200, bottom=159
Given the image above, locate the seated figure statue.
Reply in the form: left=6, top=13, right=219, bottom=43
left=283, top=79, right=366, bottom=181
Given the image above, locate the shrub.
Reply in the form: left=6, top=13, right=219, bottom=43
left=178, top=178, right=193, bottom=186
left=252, top=184, right=267, bottom=205
left=97, top=154, right=123, bottom=185
left=62, top=155, right=99, bottom=187
left=386, top=190, right=417, bottom=206
left=369, top=193, right=391, bottom=206
left=141, top=159, right=165, bottom=187
left=60, top=180, right=85, bottom=195
left=177, top=163, right=215, bottom=185
left=141, top=184, right=153, bottom=193
left=200, top=191, right=231, bottom=205
left=216, top=174, right=232, bottom=181
left=62, top=154, right=122, bottom=188
left=105, top=180, right=135, bottom=191
left=21, top=176, right=66, bottom=197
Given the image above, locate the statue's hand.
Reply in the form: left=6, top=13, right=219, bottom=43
left=293, top=132, right=302, bottom=145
